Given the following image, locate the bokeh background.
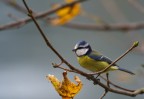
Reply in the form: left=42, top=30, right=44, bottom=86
left=0, top=0, right=144, bottom=99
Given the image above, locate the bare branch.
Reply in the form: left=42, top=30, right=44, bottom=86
left=106, top=73, right=110, bottom=87
left=134, top=88, right=144, bottom=95
left=1, top=0, right=144, bottom=31
left=99, top=90, right=108, bottom=99
left=64, top=22, right=144, bottom=31
left=0, top=0, right=87, bottom=31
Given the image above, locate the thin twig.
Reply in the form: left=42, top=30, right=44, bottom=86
left=53, top=64, right=78, bottom=73
left=99, top=90, right=108, bottom=99
left=106, top=73, right=110, bottom=87
left=64, top=22, right=144, bottom=31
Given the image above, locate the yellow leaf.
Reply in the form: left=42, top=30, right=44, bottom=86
left=46, top=71, right=83, bottom=99
left=51, top=0, right=81, bottom=25
left=47, top=74, right=61, bottom=92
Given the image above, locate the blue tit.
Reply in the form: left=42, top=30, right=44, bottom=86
left=72, top=40, right=135, bottom=75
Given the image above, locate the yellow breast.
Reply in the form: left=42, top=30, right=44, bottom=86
left=77, top=55, right=118, bottom=72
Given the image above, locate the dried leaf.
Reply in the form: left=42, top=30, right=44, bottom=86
left=51, top=0, right=81, bottom=25
left=46, top=71, right=83, bottom=98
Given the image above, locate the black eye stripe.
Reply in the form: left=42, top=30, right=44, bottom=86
left=76, top=47, right=86, bottom=51
left=78, top=46, right=89, bottom=49
left=77, top=47, right=84, bottom=49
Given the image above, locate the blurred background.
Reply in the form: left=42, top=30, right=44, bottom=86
left=0, top=0, right=144, bottom=99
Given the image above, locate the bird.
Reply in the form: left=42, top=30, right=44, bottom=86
left=72, top=40, right=135, bottom=75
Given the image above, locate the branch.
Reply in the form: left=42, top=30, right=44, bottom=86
left=0, top=0, right=87, bottom=31
left=134, top=88, right=144, bottom=95
left=64, top=22, right=144, bottom=31
left=1, top=0, right=144, bottom=31
left=99, top=90, right=108, bottom=99
left=22, top=0, right=144, bottom=98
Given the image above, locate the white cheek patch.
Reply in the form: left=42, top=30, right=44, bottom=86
left=76, top=48, right=89, bottom=56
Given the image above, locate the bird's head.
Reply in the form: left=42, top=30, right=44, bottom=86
left=72, top=40, right=92, bottom=57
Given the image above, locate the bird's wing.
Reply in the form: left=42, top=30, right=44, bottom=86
left=88, top=51, right=117, bottom=66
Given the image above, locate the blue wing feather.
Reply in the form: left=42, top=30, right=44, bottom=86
left=88, top=51, right=117, bottom=66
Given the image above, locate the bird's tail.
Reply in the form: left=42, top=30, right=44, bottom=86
left=118, top=67, right=135, bottom=75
